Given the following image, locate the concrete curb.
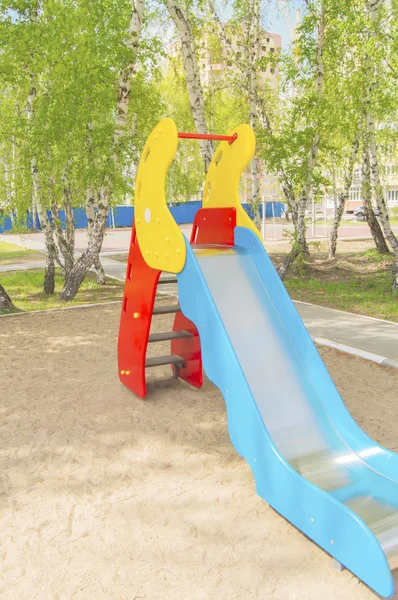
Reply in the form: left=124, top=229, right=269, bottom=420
left=314, top=337, right=398, bottom=370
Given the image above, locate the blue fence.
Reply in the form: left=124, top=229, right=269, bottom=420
left=0, top=201, right=284, bottom=233
left=242, top=202, right=284, bottom=219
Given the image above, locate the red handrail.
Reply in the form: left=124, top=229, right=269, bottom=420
left=178, top=132, right=237, bottom=145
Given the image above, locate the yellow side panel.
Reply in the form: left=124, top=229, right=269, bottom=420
left=202, top=124, right=262, bottom=240
left=135, top=118, right=186, bottom=273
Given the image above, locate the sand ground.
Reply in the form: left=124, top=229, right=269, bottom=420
left=1, top=303, right=398, bottom=600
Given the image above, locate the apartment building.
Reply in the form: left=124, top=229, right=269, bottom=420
left=199, top=28, right=281, bottom=88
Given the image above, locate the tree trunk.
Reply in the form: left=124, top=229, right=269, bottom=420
left=50, top=182, right=75, bottom=278
left=362, top=148, right=389, bottom=254
left=278, top=246, right=300, bottom=281
left=93, top=256, right=106, bottom=285
left=248, top=0, right=261, bottom=231
left=393, top=256, right=398, bottom=292
left=296, top=201, right=308, bottom=254
left=32, top=159, right=58, bottom=294
left=250, top=163, right=261, bottom=230
left=63, top=179, right=76, bottom=270
left=368, top=120, right=398, bottom=255
left=86, top=189, right=106, bottom=285
left=44, top=244, right=56, bottom=295
left=27, top=9, right=59, bottom=293
left=59, top=187, right=109, bottom=300
left=297, top=2, right=326, bottom=255
left=365, top=0, right=398, bottom=290
left=329, top=132, right=361, bottom=258
left=0, top=284, right=19, bottom=313
left=166, top=0, right=212, bottom=171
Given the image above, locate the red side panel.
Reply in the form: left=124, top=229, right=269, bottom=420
left=190, top=207, right=236, bottom=245
left=118, top=222, right=161, bottom=399
left=171, top=207, right=237, bottom=389
left=170, top=312, right=203, bottom=389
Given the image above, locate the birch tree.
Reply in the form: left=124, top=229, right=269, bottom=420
left=364, top=0, right=398, bottom=289
left=361, top=146, right=390, bottom=254
left=166, top=0, right=212, bottom=171
left=26, top=2, right=59, bottom=294
left=59, top=0, right=146, bottom=300
left=0, top=283, right=18, bottom=313
left=328, top=133, right=361, bottom=258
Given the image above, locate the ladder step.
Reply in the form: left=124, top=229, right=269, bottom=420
left=148, top=330, right=192, bottom=343
left=153, top=305, right=181, bottom=315
left=145, top=354, right=185, bottom=368
left=158, top=276, right=178, bottom=285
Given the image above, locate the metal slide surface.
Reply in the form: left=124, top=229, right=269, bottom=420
left=177, top=227, right=398, bottom=598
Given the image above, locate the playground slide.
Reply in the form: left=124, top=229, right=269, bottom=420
left=177, top=225, right=398, bottom=598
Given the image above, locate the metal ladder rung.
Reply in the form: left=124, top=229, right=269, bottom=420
left=158, top=276, right=178, bottom=285
left=148, top=330, right=192, bottom=343
left=145, top=354, right=185, bottom=368
left=153, top=305, right=181, bottom=315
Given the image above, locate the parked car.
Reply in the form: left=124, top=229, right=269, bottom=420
left=354, top=205, right=380, bottom=219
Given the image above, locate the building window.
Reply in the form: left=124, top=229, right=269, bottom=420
left=349, top=184, right=362, bottom=202
left=384, top=164, right=398, bottom=175
left=387, top=189, right=398, bottom=203
left=270, top=47, right=275, bottom=53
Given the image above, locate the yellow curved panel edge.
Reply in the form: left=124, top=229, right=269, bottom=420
left=135, top=118, right=186, bottom=273
left=202, top=124, right=262, bottom=240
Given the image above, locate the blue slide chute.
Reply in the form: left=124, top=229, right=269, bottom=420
left=177, top=226, right=398, bottom=598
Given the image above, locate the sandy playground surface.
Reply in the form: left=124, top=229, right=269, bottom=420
left=1, top=302, right=398, bottom=600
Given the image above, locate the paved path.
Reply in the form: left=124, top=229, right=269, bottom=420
left=0, top=261, right=45, bottom=273
left=295, top=302, right=398, bottom=362
left=2, top=232, right=397, bottom=363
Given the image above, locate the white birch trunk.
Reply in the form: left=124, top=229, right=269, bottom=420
left=166, top=0, right=212, bottom=171
left=248, top=0, right=261, bottom=230
left=28, top=69, right=58, bottom=294
left=366, top=0, right=398, bottom=288
left=86, top=188, right=106, bottom=284
left=368, top=121, right=398, bottom=267
left=0, top=284, right=19, bottom=313
left=362, top=146, right=390, bottom=254
left=328, top=132, right=361, bottom=258
left=49, top=175, right=75, bottom=278
left=297, top=1, right=326, bottom=253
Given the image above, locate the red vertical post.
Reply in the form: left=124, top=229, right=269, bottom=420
left=118, top=222, right=161, bottom=398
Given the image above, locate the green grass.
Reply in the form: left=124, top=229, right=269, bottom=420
left=1, top=268, right=124, bottom=312
left=0, top=240, right=44, bottom=265
left=284, top=250, right=398, bottom=322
